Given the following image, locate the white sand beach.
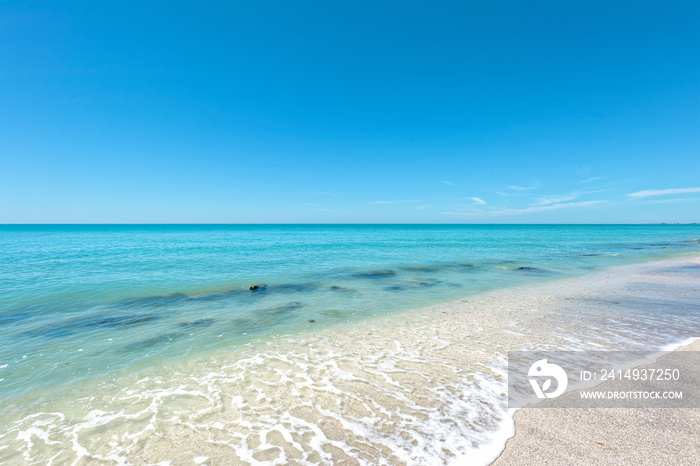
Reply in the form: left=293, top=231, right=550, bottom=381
left=2, top=254, right=699, bottom=464
left=494, top=339, right=700, bottom=466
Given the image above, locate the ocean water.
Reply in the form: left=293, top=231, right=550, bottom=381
left=1, top=224, right=699, bottom=464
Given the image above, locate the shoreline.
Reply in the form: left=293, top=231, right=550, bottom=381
left=368, top=253, right=700, bottom=465
left=493, top=338, right=700, bottom=465
left=2, top=253, right=699, bottom=464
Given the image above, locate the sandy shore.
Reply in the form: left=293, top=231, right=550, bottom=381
left=494, top=339, right=700, bottom=466
left=2, top=254, right=699, bottom=464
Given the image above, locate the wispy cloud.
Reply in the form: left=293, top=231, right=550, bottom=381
left=373, top=200, right=423, bottom=204
left=442, top=200, right=606, bottom=218
left=633, top=198, right=700, bottom=205
left=440, top=180, right=455, bottom=186
left=415, top=205, right=430, bottom=210
left=628, top=187, right=700, bottom=198
left=470, top=197, right=487, bottom=205
left=580, top=177, right=603, bottom=184
left=507, top=185, right=537, bottom=191
left=533, top=195, right=578, bottom=206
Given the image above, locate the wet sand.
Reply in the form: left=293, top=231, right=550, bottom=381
left=494, top=339, right=700, bottom=465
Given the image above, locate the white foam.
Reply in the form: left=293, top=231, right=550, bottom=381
left=2, top=254, right=699, bottom=465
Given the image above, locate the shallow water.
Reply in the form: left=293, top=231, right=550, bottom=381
left=1, top=225, right=700, bottom=464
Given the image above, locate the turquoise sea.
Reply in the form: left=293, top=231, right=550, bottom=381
left=1, top=224, right=699, bottom=400
left=1, top=224, right=699, bottom=464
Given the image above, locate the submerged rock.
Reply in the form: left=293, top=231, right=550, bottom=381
left=384, top=285, right=405, bottom=291
left=24, top=314, right=161, bottom=339
left=353, top=270, right=396, bottom=279
left=514, top=266, right=551, bottom=274
left=178, top=318, right=215, bottom=328
left=329, top=285, right=354, bottom=292
left=0, top=312, right=31, bottom=327
left=416, top=279, right=438, bottom=287
left=402, top=265, right=441, bottom=272
left=385, top=279, right=439, bottom=292
left=83, top=315, right=161, bottom=327
left=230, top=302, right=304, bottom=332
left=249, top=283, right=317, bottom=293
left=116, top=293, right=189, bottom=308
left=454, top=263, right=478, bottom=270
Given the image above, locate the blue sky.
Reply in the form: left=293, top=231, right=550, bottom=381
left=1, top=0, right=699, bottom=223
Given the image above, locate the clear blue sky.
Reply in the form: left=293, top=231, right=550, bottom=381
left=1, top=0, right=699, bottom=223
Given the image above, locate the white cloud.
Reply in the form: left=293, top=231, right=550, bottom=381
left=628, top=187, right=700, bottom=198
left=633, top=198, right=700, bottom=205
left=580, top=177, right=603, bottom=184
left=534, top=195, right=577, bottom=206
left=508, top=185, right=536, bottom=191
left=442, top=200, right=606, bottom=218
left=415, top=205, right=430, bottom=210
left=470, top=197, right=487, bottom=205
left=440, top=180, right=455, bottom=186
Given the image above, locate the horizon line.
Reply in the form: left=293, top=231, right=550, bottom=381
left=1, top=223, right=698, bottom=226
